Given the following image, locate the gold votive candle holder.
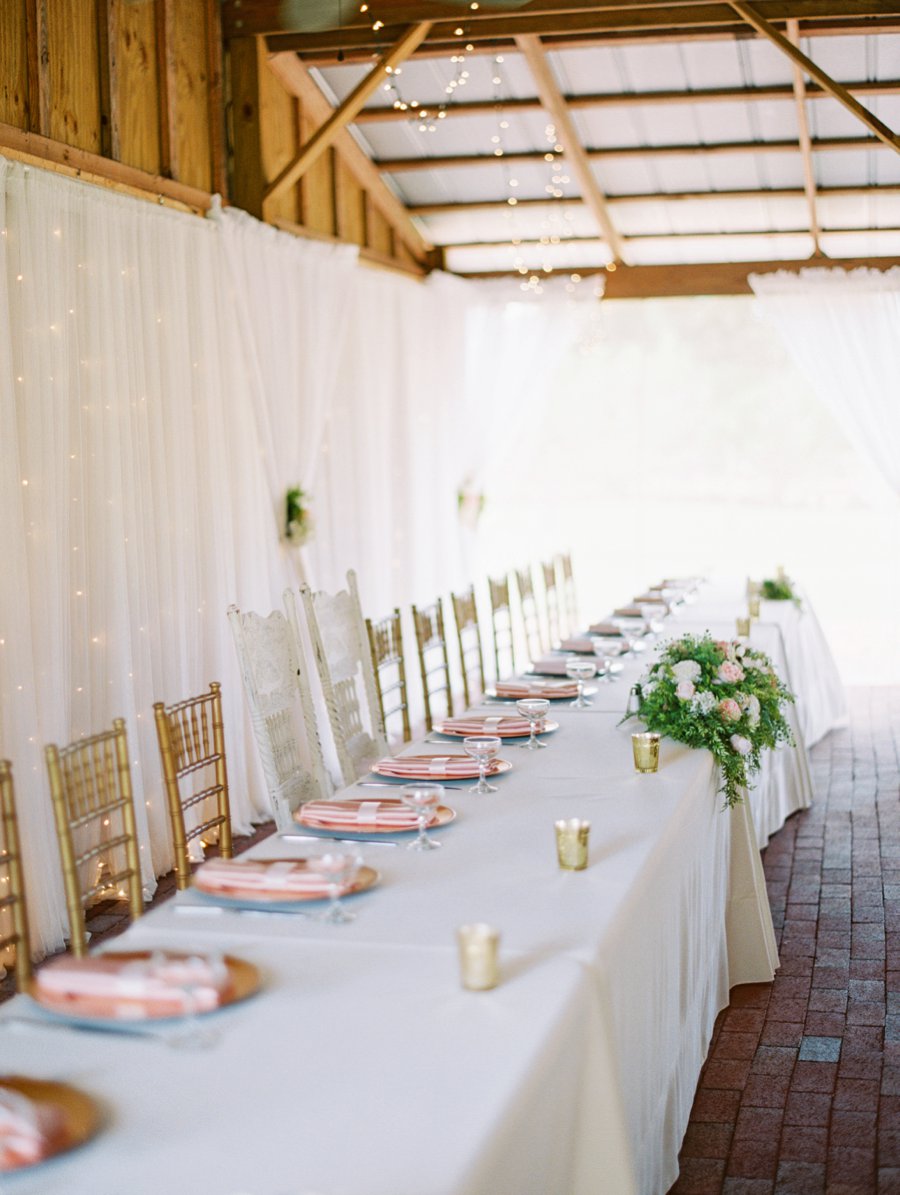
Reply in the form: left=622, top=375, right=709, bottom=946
left=748, top=594, right=761, bottom=619
left=555, top=818, right=590, bottom=871
left=776, top=564, right=786, bottom=582
left=456, top=923, right=500, bottom=991
left=736, top=616, right=751, bottom=638
left=632, top=732, right=660, bottom=774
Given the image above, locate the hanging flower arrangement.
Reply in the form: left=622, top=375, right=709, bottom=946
left=284, top=486, right=314, bottom=546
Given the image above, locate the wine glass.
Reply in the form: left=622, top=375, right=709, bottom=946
left=565, top=656, right=596, bottom=709
left=399, top=783, right=444, bottom=850
left=165, top=952, right=224, bottom=1051
left=309, top=848, right=361, bottom=923
left=516, top=698, right=550, bottom=750
left=463, top=736, right=502, bottom=794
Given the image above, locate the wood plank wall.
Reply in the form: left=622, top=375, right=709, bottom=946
left=0, top=3, right=423, bottom=274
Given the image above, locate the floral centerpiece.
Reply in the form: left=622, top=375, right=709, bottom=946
left=284, top=486, right=314, bottom=546
left=624, top=633, right=795, bottom=808
left=761, top=576, right=801, bottom=608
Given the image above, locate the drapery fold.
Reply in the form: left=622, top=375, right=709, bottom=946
left=0, top=158, right=486, bottom=955
left=749, top=267, right=900, bottom=496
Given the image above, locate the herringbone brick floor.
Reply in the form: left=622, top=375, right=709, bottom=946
left=670, top=687, right=900, bottom=1195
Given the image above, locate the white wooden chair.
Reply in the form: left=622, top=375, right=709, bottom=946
left=286, top=571, right=388, bottom=788
left=228, top=604, right=333, bottom=832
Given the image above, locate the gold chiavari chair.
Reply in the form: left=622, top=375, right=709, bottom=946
left=411, top=598, right=453, bottom=732
left=366, top=608, right=412, bottom=745
left=542, top=559, right=563, bottom=646
left=558, top=551, right=578, bottom=637
left=515, top=565, right=545, bottom=664
left=451, top=586, right=486, bottom=709
left=153, top=683, right=233, bottom=892
left=45, top=719, right=144, bottom=957
left=488, top=574, right=517, bottom=680
left=0, top=761, right=31, bottom=990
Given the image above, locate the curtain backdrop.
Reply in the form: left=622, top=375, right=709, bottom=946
left=748, top=267, right=900, bottom=495
left=0, top=157, right=481, bottom=956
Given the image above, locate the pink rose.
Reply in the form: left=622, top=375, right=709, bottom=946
left=676, top=679, right=695, bottom=701
left=718, top=661, right=745, bottom=683
left=718, top=698, right=741, bottom=723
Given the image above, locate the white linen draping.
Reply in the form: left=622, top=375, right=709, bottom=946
left=0, top=159, right=476, bottom=957
left=748, top=267, right=900, bottom=495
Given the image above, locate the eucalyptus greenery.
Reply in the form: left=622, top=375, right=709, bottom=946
left=623, top=633, right=795, bottom=809
left=761, top=577, right=801, bottom=607
left=284, top=486, right=313, bottom=546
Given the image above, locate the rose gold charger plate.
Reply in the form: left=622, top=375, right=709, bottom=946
left=372, top=757, right=513, bottom=782
left=30, top=950, right=261, bottom=1024
left=193, top=858, right=380, bottom=904
left=432, top=720, right=560, bottom=738
left=0, top=1075, right=101, bottom=1173
left=295, top=801, right=457, bottom=834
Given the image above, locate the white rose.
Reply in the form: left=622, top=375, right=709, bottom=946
left=676, top=679, right=696, bottom=701
left=672, top=660, right=701, bottom=683
left=730, top=734, right=752, bottom=756
left=747, top=695, right=761, bottom=727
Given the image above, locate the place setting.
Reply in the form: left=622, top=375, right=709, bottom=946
left=0, top=1074, right=102, bottom=1179
left=429, top=705, right=559, bottom=751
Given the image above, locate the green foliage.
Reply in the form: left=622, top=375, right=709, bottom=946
left=284, top=486, right=313, bottom=545
left=761, top=577, right=801, bottom=607
left=622, top=632, right=795, bottom=809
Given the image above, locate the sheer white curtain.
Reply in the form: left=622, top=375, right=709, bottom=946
left=0, top=156, right=488, bottom=956
left=219, top=208, right=359, bottom=579
left=749, top=267, right=900, bottom=495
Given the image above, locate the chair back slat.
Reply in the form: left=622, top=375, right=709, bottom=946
left=45, top=719, right=144, bottom=956
left=154, top=684, right=232, bottom=892
left=0, top=761, right=32, bottom=990
left=412, top=598, right=453, bottom=732
left=451, top=586, right=485, bottom=709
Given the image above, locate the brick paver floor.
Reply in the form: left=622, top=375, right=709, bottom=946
left=669, top=687, right=900, bottom=1195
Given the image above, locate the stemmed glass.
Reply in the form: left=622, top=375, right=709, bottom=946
left=516, top=698, right=550, bottom=750
left=399, top=783, right=444, bottom=850
left=463, top=736, right=502, bottom=794
left=565, top=656, right=596, bottom=709
left=309, top=848, right=361, bottom=923
left=166, top=951, right=223, bottom=1051
left=593, top=644, right=618, bottom=683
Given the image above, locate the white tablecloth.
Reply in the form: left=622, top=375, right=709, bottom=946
left=0, top=700, right=777, bottom=1195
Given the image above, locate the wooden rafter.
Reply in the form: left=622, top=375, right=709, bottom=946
left=355, top=79, right=900, bottom=124
left=376, top=134, right=879, bottom=173
left=786, top=18, right=822, bottom=255
left=263, top=22, right=431, bottom=211
left=155, top=0, right=178, bottom=179
left=221, top=0, right=879, bottom=40
left=455, top=257, right=900, bottom=297
left=731, top=2, right=900, bottom=154
left=407, top=182, right=900, bottom=216
left=265, top=52, right=432, bottom=260
left=441, top=225, right=898, bottom=250
left=515, top=33, right=625, bottom=264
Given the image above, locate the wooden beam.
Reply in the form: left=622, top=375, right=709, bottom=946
left=265, top=51, right=432, bottom=260
left=0, top=121, right=212, bottom=213
left=272, top=216, right=428, bottom=279
left=205, top=0, right=229, bottom=198
left=263, top=23, right=431, bottom=211
left=377, top=134, right=879, bottom=173
left=786, top=18, right=822, bottom=255
left=442, top=225, right=900, bottom=250
left=294, top=17, right=900, bottom=64
left=155, top=0, right=178, bottom=178
left=408, top=182, right=900, bottom=216
left=515, top=33, right=625, bottom=263
left=454, top=257, right=900, bottom=296
left=355, top=79, right=900, bottom=124
left=96, top=0, right=120, bottom=161
left=731, top=2, right=900, bottom=154
left=24, top=0, right=49, bottom=137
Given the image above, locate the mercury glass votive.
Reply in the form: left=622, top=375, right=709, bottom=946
left=748, top=594, right=761, bottom=619
left=456, top=923, right=500, bottom=991
left=632, top=732, right=660, bottom=774
left=736, top=616, right=751, bottom=638
left=554, top=818, right=590, bottom=871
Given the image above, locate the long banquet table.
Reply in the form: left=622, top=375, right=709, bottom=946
left=5, top=582, right=842, bottom=1195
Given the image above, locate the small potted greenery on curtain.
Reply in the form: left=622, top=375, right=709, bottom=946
left=284, top=485, right=313, bottom=546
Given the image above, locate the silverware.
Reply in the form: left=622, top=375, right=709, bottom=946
left=279, top=832, right=399, bottom=847
left=174, top=903, right=311, bottom=919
